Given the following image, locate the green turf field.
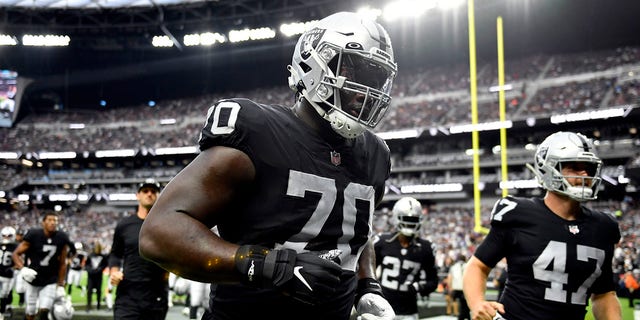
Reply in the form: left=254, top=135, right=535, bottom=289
left=7, top=275, right=639, bottom=319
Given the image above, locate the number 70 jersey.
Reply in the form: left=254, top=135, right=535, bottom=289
left=473, top=196, right=620, bottom=320
left=198, top=98, right=391, bottom=272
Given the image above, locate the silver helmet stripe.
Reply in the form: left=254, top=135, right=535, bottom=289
left=373, top=22, right=389, bottom=52
left=576, top=133, right=591, bottom=152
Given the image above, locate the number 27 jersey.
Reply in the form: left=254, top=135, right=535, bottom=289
left=473, top=196, right=620, bottom=320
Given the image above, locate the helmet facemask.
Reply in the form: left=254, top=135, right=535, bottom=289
left=539, top=158, right=602, bottom=201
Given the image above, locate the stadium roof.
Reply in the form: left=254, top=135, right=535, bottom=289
left=0, top=0, right=204, bottom=9
left=1, top=0, right=639, bottom=109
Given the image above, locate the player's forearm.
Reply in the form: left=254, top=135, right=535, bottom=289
left=356, top=240, right=376, bottom=280
left=463, top=258, right=490, bottom=309
left=140, top=215, right=240, bottom=283
left=58, top=262, right=67, bottom=286
left=591, top=291, right=622, bottom=320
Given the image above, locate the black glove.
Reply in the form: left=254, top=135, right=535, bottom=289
left=235, top=245, right=342, bottom=305
left=404, top=280, right=421, bottom=294
left=404, top=278, right=437, bottom=296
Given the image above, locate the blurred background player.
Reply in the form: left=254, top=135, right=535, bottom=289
left=85, top=240, right=108, bottom=311
left=187, top=279, right=211, bottom=320
left=108, top=179, right=169, bottom=319
left=13, top=229, right=26, bottom=309
left=12, top=212, right=71, bottom=320
left=374, top=197, right=439, bottom=320
left=66, top=241, right=87, bottom=297
left=448, top=253, right=470, bottom=320
left=0, top=226, right=17, bottom=319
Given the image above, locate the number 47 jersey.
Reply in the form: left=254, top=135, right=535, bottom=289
left=473, top=196, right=620, bottom=320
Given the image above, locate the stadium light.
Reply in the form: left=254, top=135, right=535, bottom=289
left=279, top=21, right=319, bottom=37
left=22, top=34, right=70, bottom=46
left=0, top=152, right=20, bottom=159
left=401, top=183, right=464, bottom=193
left=0, top=35, right=18, bottom=46
left=376, top=129, right=422, bottom=140
left=549, top=107, right=626, bottom=124
left=449, top=120, right=513, bottom=134
left=152, top=35, right=174, bottom=47
left=228, top=27, right=276, bottom=43
left=38, top=151, right=77, bottom=159
left=183, top=32, right=226, bottom=46
left=95, top=149, right=137, bottom=158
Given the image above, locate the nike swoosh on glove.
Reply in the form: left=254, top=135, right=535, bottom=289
left=356, top=293, right=395, bottom=320
left=235, top=245, right=342, bottom=305
left=19, top=267, right=38, bottom=283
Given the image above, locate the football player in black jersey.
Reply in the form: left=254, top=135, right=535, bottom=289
left=108, top=179, right=170, bottom=320
left=373, top=197, right=439, bottom=320
left=0, top=226, right=17, bottom=318
left=85, top=240, right=108, bottom=311
left=66, top=241, right=87, bottom=296
left=140, top=11, right=398, bottom=320
left=12, top=212, right=71, bottom=320
left=463, top=131, right=622, bottom=320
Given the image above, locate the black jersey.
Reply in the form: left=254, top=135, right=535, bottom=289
left=86, top=252, right=108, bottom=277
left=23, top=228, right=71, bottom=286
left=69, top=250, right=87, bottom=271
left=199, top=99, right=391, bottom=319
left=373, top=233, right=439, bottom=315
left=0, top=241, right=17, bottom=278
left=474, top=196, right=620, bottom=320
left=109, top=214, right=168, bottom=284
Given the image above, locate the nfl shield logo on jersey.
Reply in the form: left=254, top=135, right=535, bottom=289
left=568, top=225, right=580, bottom=234
left=330, top=151, right=341, bottom=166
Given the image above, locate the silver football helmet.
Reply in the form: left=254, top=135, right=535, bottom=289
left=173, top=277, right=191, bottom=296
left=49, top=295, right=74, bottom=320
left=392, top=197, right=423, bottom=237
left=528, top=131, right=602, bottom=201
left=288, top=11, right=397, bottom=139
left=1, top=226, right=15, bottom=244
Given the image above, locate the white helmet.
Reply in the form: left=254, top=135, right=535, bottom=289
left=49, top=295, right=74, bottom=320
left=74, top=242, right=83, bottom=250
left=392, top=197, right=423, bottom=237
left=1, top=226, right=16, bottom=244
left=288, top=11, right=397, bottom=139
left=173, top=277, right=191, bottom=296
left=529, top=131, right=602, bottom=202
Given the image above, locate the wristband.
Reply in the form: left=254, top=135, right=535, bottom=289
left=234, top=245, right=269, bottom=286
left=355, top=277, right=384, bottom=305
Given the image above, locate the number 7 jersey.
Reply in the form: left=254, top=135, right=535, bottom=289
left=473, top=196, right=620, bottom=320
left=198, top=98, right=391, bottom=272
